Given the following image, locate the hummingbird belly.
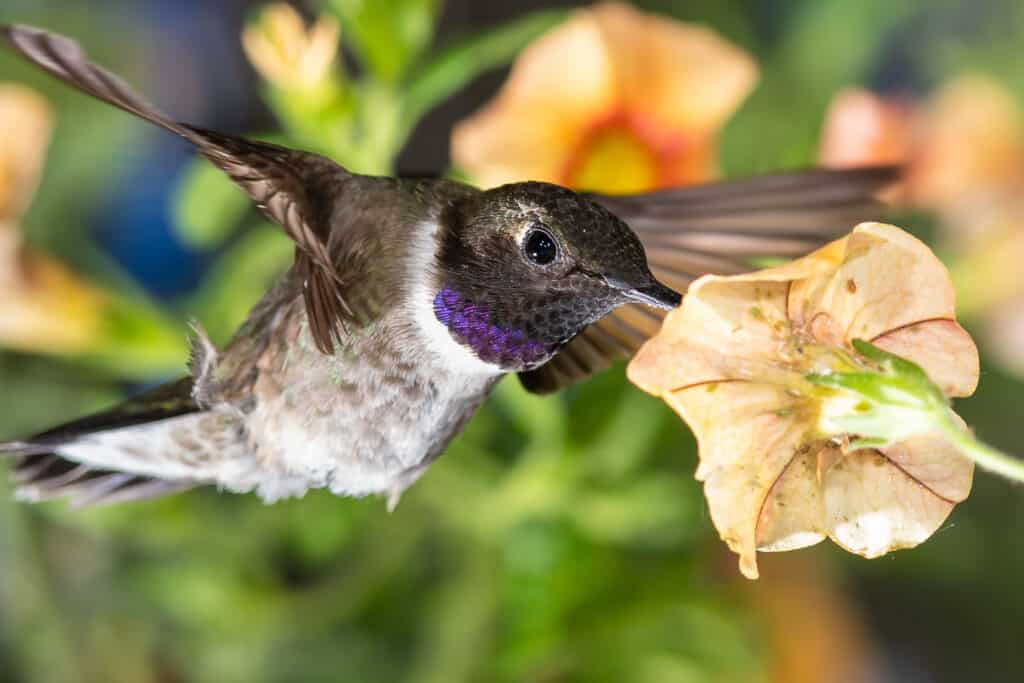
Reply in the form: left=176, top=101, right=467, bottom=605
left=235, top=313, right=501, bottom=503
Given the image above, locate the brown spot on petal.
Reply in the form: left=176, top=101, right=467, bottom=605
left=846, top=278, right=857, bottom=294
left=809, top=312, right=842, bottom=345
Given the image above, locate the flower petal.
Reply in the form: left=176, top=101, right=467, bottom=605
left=755, top=446, right=828, bottom=555
left=824, top=429, right=973, bottom=559
left=0, top=236, right=106, bottom=353
left=872, top=319, right=979, bottom=398
left=0, top=84, right=52, bottom=223
left=628, top=236, right=850, bottom=394
left=628, top=278, right=792, bottom=394
left=818, top=88, right=912, bottom=169
left=451, top=7, right=617, bottom=187
left=664, top=381, right=813, bottom=579
left=592, top=2, right=758, bottom=136
left=789, top=223, right=959, bottom=345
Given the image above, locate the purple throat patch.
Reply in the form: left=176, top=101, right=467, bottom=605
left=433, top=288, right=549, bottom=368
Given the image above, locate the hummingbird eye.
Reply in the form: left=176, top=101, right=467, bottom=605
left=523, top=226, right=558, bottom=266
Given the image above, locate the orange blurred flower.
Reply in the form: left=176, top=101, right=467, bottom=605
left=821, top=76, right=1024, bottom=373
left=0, top=84, right=107, bottom=354
left=820, top=76, right=1024, bottom=221
left=628, top=223, right=978, bottom=579
left=451, top=2, right=758, bottom=194
left=818, top=88, right=913, bottom=172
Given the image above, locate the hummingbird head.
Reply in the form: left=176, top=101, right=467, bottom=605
left=431, top=181, right=680, bottom=371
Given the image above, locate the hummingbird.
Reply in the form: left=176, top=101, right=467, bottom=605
left=0, top=25, right=896, bottom=508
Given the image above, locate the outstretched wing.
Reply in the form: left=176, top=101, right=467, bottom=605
left=519, top=166, right=900, bottom=393
left=2, top=24, right=356, bottom=353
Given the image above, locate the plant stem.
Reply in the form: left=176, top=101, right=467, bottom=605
left=938, top=412, right=1024, bottom=483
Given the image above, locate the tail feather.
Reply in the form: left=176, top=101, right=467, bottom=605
left=1, top=378, right=202, bottom=506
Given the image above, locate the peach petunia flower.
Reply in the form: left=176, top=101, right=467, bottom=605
left=451, top=2, right=758, bottom=194
left=242, top=3, right=341, bottom=93
left=628, top=223, right=979, bottom=579
left=0, top=84, right=107, bottom=354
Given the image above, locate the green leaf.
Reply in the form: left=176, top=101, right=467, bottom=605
left=172, top=161, right=250, bottom=250
left=328, top=0, right=441, bottom=82
left=401, top=9, right=568, bottom=132
left=84, top=294, right=189, bottom=379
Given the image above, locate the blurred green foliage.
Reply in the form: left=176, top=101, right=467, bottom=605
left=1, top=1, right=1024, bottom=682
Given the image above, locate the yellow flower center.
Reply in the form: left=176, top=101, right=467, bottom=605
left=568, top=126, right=659, bottom=195
left=563, top=111, right=697, bottom=195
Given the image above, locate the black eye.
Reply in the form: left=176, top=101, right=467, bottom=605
left=523, top=227, right=558, bottom=266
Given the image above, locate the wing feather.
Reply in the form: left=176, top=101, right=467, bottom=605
left=2, top=24, right=356, bottom=353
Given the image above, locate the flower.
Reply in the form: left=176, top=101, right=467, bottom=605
left=0, top=84, right=107, bottom=354
left=627, top=223, right=979, bottom=579
left=242, top=3, right=341, bottom=92
left=451, top=2, right=758, bottom=194
left=818, top=88, right=912, bottom=172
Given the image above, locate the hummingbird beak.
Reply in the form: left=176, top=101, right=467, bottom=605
left=604, top=276, right=682, bottom=311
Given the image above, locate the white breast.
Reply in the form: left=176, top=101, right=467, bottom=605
left=406, top=219, right=505, bottom=376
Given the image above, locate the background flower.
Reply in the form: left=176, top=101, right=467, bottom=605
left=242, top=3, right=341, bottom=94
left=0, top=85, right=107, bottom=354
left=451, top=2, right=758, bottom=194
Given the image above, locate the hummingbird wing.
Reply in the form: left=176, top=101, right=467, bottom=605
left=2, top=24, right=358, bottom=354
left=519, top=166, right=900, bottom=393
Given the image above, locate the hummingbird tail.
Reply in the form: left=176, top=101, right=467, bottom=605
left=1, top=378, right=203, bottom=507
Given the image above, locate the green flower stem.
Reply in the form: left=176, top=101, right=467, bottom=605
left=937, top=412, right=1024, bottom=483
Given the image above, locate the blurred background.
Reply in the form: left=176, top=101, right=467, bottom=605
left=1, top=0, right=1023, bottom=681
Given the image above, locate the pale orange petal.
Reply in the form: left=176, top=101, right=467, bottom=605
left=0, top=84, right=53, bottom=223
left=755, top=447, right=828, bottom=554
left=627, top=278, right=792, bottom=394
left=872, top=319, right=978, bottom=398
left=451, top=8, right=618, bottom=187
left=664, top=381, right=813, bottom=579
left=592, top=2, right=758, bottom=136
left=823, top=429, right=973, bottom=559
left=627, top=241, right=848, bottom=394
left=789, top=223, right=959, bottom=344
left=0, top=236, right=106, bottom=353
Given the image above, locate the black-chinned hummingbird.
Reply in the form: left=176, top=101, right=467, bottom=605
left=0, top=25, right=897, bottom=508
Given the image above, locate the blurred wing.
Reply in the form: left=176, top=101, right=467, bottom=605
left=519, top=166, right=900, bottom=393
left=2, top=24, right=356, bottom=353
